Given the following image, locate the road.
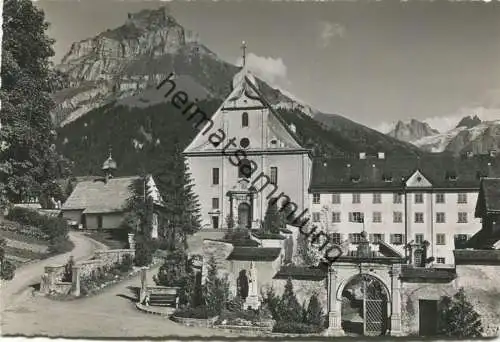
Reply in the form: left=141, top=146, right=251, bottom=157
left=0, top=231, right=108, bottom=310
left=1, top=231, right=235, bottom=338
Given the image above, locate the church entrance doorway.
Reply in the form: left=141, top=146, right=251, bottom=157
left=237, top=203, right=251, bottom=228
left=341, top=274, right=389, bottom=336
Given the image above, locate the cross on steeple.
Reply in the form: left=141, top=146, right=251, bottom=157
left=241, top=40, right=247, bottom=67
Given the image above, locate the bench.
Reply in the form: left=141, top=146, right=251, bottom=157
left=142, top=286, right=179, bottom=308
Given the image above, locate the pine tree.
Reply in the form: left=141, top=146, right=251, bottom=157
left=203, top=255, right=229, bottom=315
left=438, top=288, right=483, bottom=338
left=153, top=139, right=201, bottom=247
left=1, top=0, right=71, bottom=204
left=263, top=198, right=281, bottom=234
left=277, top=278, right=303, bottom=323
left=305, top=293, right=323, bottom=326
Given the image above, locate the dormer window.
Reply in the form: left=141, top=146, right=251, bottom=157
left=382, top=173, right=393, bottom=182
left=445, top=171, right=457, bottom=181
left=270, top=139, right=278, bottom=147
left=351, top=175, right=360, bottom=183
left=242, top=112, right=249, bottom=127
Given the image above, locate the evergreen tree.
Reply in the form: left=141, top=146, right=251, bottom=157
left=277, top=278, right=303, bottom=323
left=438, top=288, right=483, bottom=338
left=305, top=293, right=323, bottom=326
left=203, top=255, right=229, bottom=315
left=263, top=198, right=281, bottom=234
left=1, top=0, right=71, bottom=204
left=152, top=139, right=201, bottom=247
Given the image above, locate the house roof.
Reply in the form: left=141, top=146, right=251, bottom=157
left=62, top=176, right=139, bottom=214
left=226, top=247, right=281, bottom=261
left=310, top=154, right=500, bottom=191
left=454, top=249, right=500, bottom=265
left=478, top=178, right=500, bottom=213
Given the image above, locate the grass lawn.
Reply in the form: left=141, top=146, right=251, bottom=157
left=0, top=229, right=50, bottom=246
left=3, top=245, right=47, bottom=260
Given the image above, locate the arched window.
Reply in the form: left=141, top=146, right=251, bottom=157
left=242, top=112, right=249, bottom=127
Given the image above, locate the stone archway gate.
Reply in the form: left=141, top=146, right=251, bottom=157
left=325, top=261, right=403, bottom=336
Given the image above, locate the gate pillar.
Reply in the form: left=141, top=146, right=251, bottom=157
left=390, top=264, right=403, bottom=336
left=325, top=267, right=344, bottom=336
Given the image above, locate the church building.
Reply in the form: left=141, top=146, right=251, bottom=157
left=183, top=50, right=311, bottom=230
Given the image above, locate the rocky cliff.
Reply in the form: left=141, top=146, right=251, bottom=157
left=413, top=120, right=500, bottom=155
left=387, top=119, right=439, bottom=142
left=53, top=6, right=237, bottom=126
left=386, top=115, right=500, bottom=155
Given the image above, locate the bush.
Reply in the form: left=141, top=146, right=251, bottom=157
left=276, top=278, right=303, bottom=323
left=118, top=254, right=134, bottom=272
left=438, top=288, right=483, bottom=338
left=1, top=259, right=16, bottom=280
left=261, top=286, right=280, bottom=320
left=62, top=256, right=75, bottom=282
left=305, top=293, right=323, bottom=327
left=273, top=321, right=323, bottom=334
left=173, top=305, right=216, bottom=319
left=6, top=207, right=71, bottom=254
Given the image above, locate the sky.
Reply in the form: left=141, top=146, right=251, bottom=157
left=35, top=0, right=500, bottom=133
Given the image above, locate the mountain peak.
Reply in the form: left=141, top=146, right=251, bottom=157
left=387, top=119, right=439, bottom=142
left=456, top=115, right=482, bottom=129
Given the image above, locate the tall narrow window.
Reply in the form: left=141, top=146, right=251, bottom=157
left=331, top=193, right=341, bottom=204
left=270, top=167, right=278, bottom=185
left=457, top=193, right=467, bottom=204
left=212, top=168, right=219, bottom=185
left=212, top=198, right=219, bottom=210
left=242, top=112, right=249, bottom=127
left=352, top=193, right=361, bottom=204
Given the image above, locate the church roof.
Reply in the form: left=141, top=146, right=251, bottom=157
left=310, top=154, right=500, bottom=191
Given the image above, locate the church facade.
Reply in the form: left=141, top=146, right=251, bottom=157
left=183, top=68, right=311, bottom=230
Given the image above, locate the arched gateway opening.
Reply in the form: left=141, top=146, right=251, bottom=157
left=341, top=274, right=389, bottom=336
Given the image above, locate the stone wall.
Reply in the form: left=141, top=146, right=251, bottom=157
left=40, top=248, right=135, bottom=296
left=400, top=282, right=456, bottom=335
left=400, top=265, right=500, bottom=337
left=93, top=249, right=135, bottom=266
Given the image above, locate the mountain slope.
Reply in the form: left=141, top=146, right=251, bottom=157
left=56, top=100, right=424, bottom=178
left=53, top=5, right=422, bottom=166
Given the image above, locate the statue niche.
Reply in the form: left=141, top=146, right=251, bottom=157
left=237, top=269, right=249, bottom=300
